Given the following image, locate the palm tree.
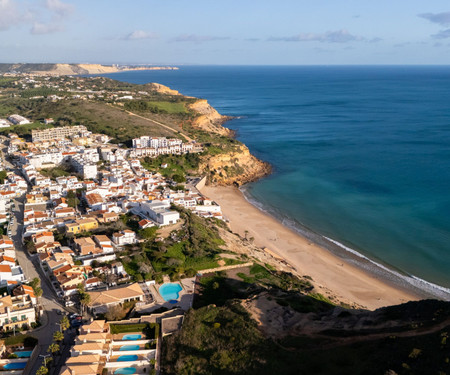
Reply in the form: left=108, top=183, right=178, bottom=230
left=47, top=343, right=60, bottom=356
left=36, top=366, right=48, bottom=375
left=34, top=287, right=43, bottom=306
left=60, top=316, right=70, bottom=332
left=53, top=331, right=64, bottom=342
left=80, top=292, right=91, bottom=314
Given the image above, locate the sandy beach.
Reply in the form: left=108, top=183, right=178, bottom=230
left=201, top=185, right=422, bottom=310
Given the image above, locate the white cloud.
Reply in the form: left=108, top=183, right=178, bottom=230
left=268, top=29, right=365, bottom=43
left=45, top=0, right=74, bottom=18
left=0, top=0, right=21, bottom=31
left=124, top=30, right=158, bottom=40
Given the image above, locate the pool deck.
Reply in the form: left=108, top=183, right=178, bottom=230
left=137, top=277, right=195, bottom=313
left=112, top=333, right=146, bottom=341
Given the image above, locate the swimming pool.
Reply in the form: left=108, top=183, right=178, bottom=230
left=122, top=334, right=142, bottom=340
left=4, top=362, right=27, bottom=370
left=159, top=282, right=182, bottom=301
left=114, top=368, right=137, bottom=375
left=119, top=345, right=140, bottom=351
left=117, top=355, right=138, bottom=362
left=14, top=350, right=33, bottom=358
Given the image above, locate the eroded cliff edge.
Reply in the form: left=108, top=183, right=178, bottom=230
left=188, top=99, right=271, bottom=186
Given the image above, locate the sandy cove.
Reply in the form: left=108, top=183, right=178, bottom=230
left=200, top=185, right=422, bottom=310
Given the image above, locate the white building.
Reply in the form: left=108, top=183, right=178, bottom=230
left=0, top=294, right=36, bottom=330
left=8, top=114, right=31, bottom=125
left=138, top=201, right=179, bottom=226
left=111, top=230, right=137, bottom=246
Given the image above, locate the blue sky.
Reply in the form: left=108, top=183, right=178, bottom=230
left=2, top=0, right=450, bottom=64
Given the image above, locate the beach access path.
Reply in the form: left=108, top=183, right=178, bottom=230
left=201, top=185, right=421, bottom=310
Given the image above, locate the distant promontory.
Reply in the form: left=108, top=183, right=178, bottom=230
left=0, top=63, right=178, bottom=76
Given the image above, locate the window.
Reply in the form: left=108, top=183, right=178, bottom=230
left=21, top=315, right=26, bottom=321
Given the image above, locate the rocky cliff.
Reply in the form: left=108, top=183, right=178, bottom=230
left=188, top=99, right=232, bottom=136
left=199, top=144, right=271, bottom=186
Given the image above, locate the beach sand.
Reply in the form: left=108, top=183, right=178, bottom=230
left=201, top=185, right=421, bottom=310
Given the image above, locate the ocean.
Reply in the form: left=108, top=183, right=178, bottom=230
left=100, top=66, right=450, bottom=298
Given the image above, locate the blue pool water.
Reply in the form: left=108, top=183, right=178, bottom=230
left=122, top=334, right=142, bottom=340
left=13, top=350, right=32, bottom=358
left=4, top=362, right=27, bottom=370
left=119, top=345, right=140, bottom=351
left=159, top=283, right=182, bottom=301
left=114, top=368, right=137, bottom=375
left=117, top=355, right=138, bottom=362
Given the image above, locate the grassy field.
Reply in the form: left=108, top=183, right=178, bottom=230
left=147, top=101, right=189, bottom=114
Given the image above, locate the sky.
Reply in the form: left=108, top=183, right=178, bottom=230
left=2, top=0, right=450, bottom=65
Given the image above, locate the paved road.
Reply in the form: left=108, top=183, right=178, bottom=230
left=3, top=154, right=69, bottom=375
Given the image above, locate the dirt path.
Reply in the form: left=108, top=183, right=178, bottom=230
left=124, top=109, right=194, bottom=142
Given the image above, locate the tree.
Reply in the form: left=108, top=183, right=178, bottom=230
left=53, top=331, right=64, bottom=342
left=172, top=174, right=185, bottom=183
left=60, top=316, right=70, bottom=332
left=105, top=304, right=126, bottom=321
left=66, top=190, right=79, bottom=209
left=47, top=343, right=60, bottom=355
left=77, top=283, right=85, bottom=294
left=29, top=277, right=40, bottom=289
left=0, top=170, right=7, bottom=184
left=34, top=287, right=43, bottom=305
left=36, top=366, right=48, bottom=375
left=80, top=292, right=91, bottom=313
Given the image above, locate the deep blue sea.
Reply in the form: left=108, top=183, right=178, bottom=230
left=101, top=66, right=450, bottom=296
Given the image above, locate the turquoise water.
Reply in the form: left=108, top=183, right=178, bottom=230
left=4, top=362, right=27, bottom=369
left=14, top=351, right=32, bottom=358
left=114, top=368, right=137, bottom=374
left=119, top=345, right=140, bottom=351
left=117, top=354, right=138, bottom=361
left=159, top=283, right=182, bottom=301
left=122, top=334, right=142, bottom=340
left=101, top=66, right=450, bottom=298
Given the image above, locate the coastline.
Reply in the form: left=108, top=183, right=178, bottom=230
left=200, top=184, right=430, bottom=310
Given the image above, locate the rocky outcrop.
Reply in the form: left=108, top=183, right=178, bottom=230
left=188, top=99, right=232, bottom=136
left=147, top=83, right=180, bottom=96
left=199, top=144, right=271, bottom=186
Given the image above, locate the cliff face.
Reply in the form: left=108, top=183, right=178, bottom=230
left=199, top=144, right=271, bottom=186
left=188, top=99, right=232, bottom=136
left=147, top=83, right=180, bottom=96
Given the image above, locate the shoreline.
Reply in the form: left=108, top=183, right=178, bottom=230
left=201, top=185, right=433, bottom=310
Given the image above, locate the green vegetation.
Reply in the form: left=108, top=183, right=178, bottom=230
left=117, top=209, right=234, bottom=282
left=110, top=323, right=159, bottom=339
left=141, top=153, right=201, bottom=179
left=0, top=121, right=52, bottom=138
left=125, top=100, right=189, bottom=115
left=40, top=166, right=71, bottom=179
left=146, top=210, right=225, bottom=279
left=0, top=170, right=7, bottom=184
left=4, top=334, right=38, bottom=347
left=163, top=303, right=269, bottom=375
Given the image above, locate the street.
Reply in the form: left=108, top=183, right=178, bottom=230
left=3, top=152, right=73, bottom=375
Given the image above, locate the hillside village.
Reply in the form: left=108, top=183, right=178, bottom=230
left=0, top=107, right=231, bottom=374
